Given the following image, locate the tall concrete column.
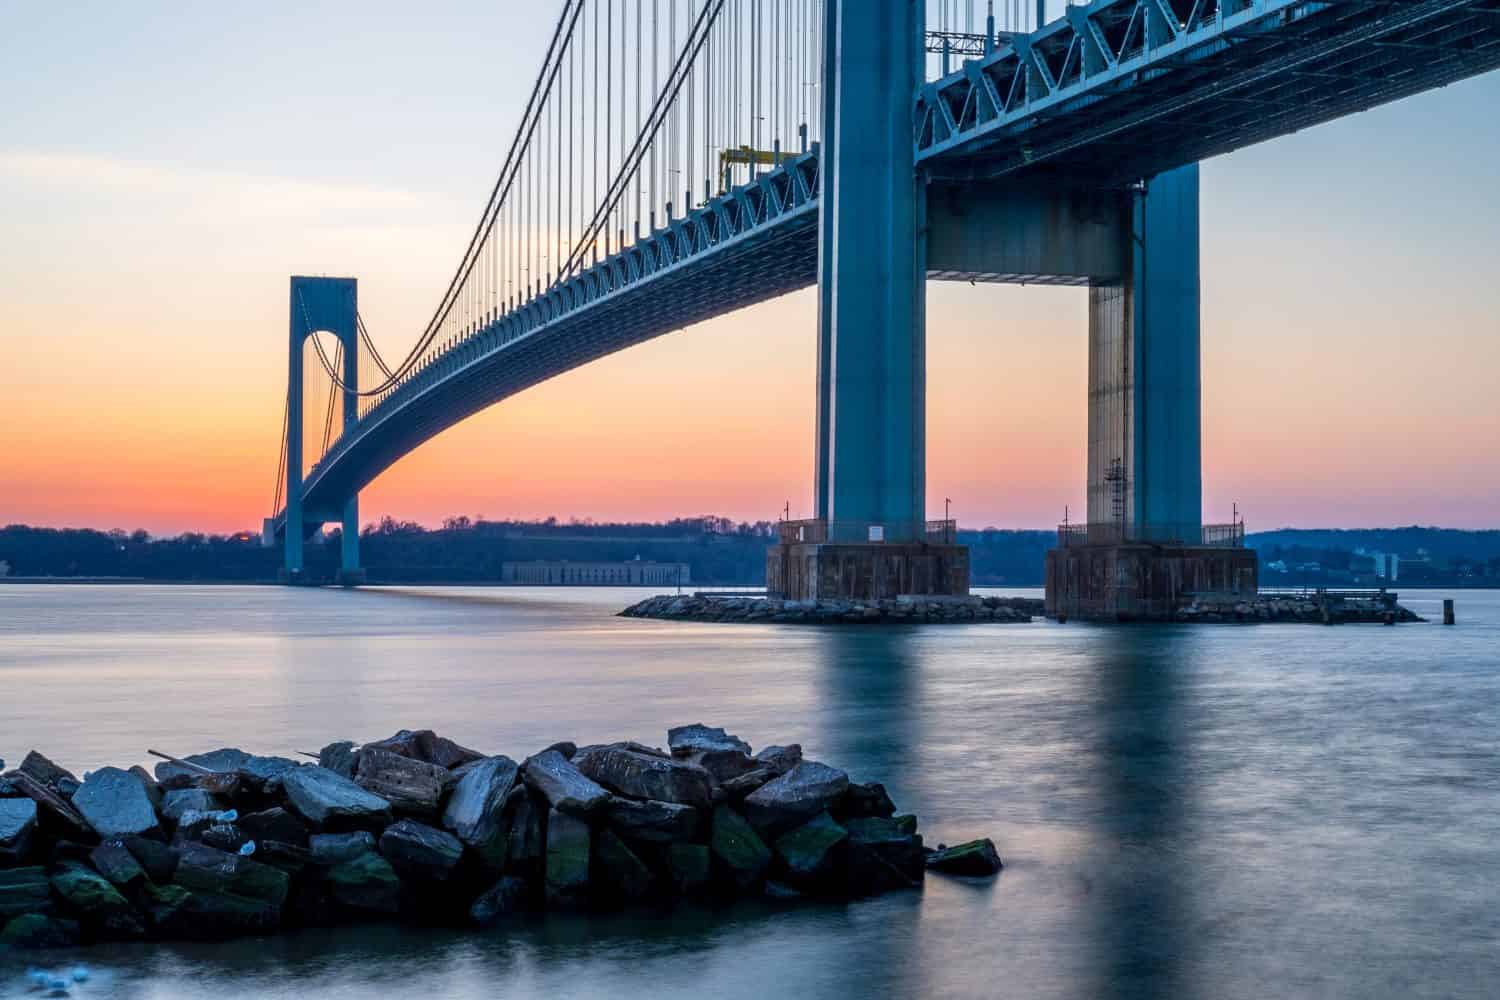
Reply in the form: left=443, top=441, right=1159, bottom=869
left=1086, top=163, right=1202, bottom=542
left=285, top=276, right=359, bottom=579
left=340, top=328, right=360, bottom=577
left=285, top=287, right=305, bottom=575
left=815, top=0, right=925, bottom=542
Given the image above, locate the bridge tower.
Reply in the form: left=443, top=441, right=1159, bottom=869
left=283, top=276, right=363, bottom=586
left=770, top=0, right=970, bottom=601
left=1047, top=165, right=1256, bottom=619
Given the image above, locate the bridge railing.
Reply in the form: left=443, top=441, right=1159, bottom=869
left=1056, top=522, right=1246, bottom=548
left=777, top=519, right=960, bottom=545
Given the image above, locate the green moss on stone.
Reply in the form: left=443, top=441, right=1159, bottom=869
left=710, top=804, right=771, bottom=889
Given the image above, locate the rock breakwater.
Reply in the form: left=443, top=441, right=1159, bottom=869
left=1173, top=592, right=1424, bottom=624
left=0, top=727, right=1001, bottom=952
left=621, top=594, right=1044, bottom=624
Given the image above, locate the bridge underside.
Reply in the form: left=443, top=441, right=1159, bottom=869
left=922, top=0, right=1500, bottom=185
left=296, top=208, right=822, bottom=522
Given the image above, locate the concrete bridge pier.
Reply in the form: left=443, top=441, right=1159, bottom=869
left=284, top=276, right=363, bottom=586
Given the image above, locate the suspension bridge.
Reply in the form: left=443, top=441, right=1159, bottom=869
left=269, top=0, right=1500, bottom=601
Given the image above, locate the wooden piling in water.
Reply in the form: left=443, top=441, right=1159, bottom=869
left=1443, top=599, right=1455, bottom=626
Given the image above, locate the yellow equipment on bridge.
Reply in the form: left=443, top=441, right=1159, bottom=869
left=719, top=146, right=782, bottom=191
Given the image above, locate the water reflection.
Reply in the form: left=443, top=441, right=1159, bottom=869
left=1085, top=629, right=1196, bottom=998
left=813, top=627, right=923, bottom=791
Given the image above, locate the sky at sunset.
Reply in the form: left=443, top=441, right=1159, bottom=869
left=3, top=3, right=1498, bottom=536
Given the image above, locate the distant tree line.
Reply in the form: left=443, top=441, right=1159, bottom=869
left=3, top=521, right=1496, bottom=588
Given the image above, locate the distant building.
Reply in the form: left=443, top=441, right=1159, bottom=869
left=501, top=559, right=690, bottom=586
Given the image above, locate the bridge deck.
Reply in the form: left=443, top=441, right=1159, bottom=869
left=918, top=0, right=1500, bottom=183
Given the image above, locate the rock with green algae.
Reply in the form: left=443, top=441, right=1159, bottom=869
left=325, top=852, right=401, bottom=914
left=709, top=804, right=771, bottom=890
left=50, top=863, right=144, bottom=937
left=144, top=881, right=282, bottom=939
left=666, top=842, right=711, bottom=894
left=544, top=809, right=591, bottom=906
left=590, top=829, right=653, bottom=901
left=924, top=838, right=1002, bottom=876
left=773, top=811, right=848, bottom=881
left=0, top=912, right=79, bottom=950
left=0, top=866, right=51, bottom=920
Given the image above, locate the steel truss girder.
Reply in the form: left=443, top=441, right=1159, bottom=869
left=279, top=152, right=822, bottom=525
left=916, top=0, right=1500, bottom=184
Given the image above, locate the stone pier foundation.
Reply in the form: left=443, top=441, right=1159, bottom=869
left=1045, top=542, right=1257, bottom=621
left=767, top=542, right=969, bottom=602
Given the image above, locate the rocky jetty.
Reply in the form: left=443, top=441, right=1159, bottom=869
left=1173, top=592, right=1423, bottom=624
left=0, top=730, right=1001, bottom=952
left=621, top=594, right=1044, bottom=625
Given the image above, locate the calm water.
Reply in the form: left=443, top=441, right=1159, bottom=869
left=1, top=585, right=1498, bottom=999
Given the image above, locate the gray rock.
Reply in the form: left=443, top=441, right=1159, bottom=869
left=680, top=748, right=760, bottom=783
left=470, top=875, right=529, bottom=926
left=17, top=750, right=77, bottom=789
left=0, top=798, right=38, bottom=860
left=605, top=797, right=701, bottom=843
left=542, top=741, right=578, bottom=760
left=843, top=817, right=926, bottom=894
left=506, top=794, right=545, bottom=870
left=742, top=761, right=850, bottom=837
left=153, top=748, right=249, bottom=784
left=127, top=765, right=163, bottom=810
left=122, top=836, right=180, bottom=883
left=73, top=767, right=160, bottom=839
left=442, top=755, right=518, bottom=861
left=925, top=838, right=1002, bottom=876
left=839, top=781, right=897, bottom=820
left=668, top=723, right=752, bottom=756
left=13, top=776, right=89, bottom=840
left=281, top=766, right=392, bottom=828
left=89, top=842, right=146, bottom=888
left=176, top=807, right=234, bottom=839
left=574, top=744, right=714, bottom=809
left=238, top=755, right=299, bottom=791
left=755, top=744, right=803, bottom=775
left=544, top=808, right=591, bottom=905
left=201, top=823, right=252, bottom=853
left=318, top=741, right=359, bottom=779
left=354, top=747, right=448, bottom=815
left=238, top=807, right=308, bottom=846
left=379, top=819, right=464, bottom=881
left=721, top=768, right=777, bottom=800
left=522, top=750, right=611, bottom=817
left=161, top=788, right=225, bottom=823
left=309, top=831, right=376, bottom=865
left=364, top=729, right=484, bottom=769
